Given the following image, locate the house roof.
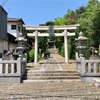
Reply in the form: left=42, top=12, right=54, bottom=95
left=7, top=33, right=17, bottom=44
left=7, top=17, right=25, bottom=24
left=0, top=5, right=7, bottom=14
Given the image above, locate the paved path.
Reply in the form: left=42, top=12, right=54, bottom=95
left=40, top=54, right=62, bottom=71
left=27, top=54, right=76, bottom=71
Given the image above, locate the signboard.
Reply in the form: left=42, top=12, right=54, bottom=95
left=49, top=25, right=54, bottom=36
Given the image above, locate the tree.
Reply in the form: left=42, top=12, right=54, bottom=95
left=45, top=21, right=54, bottom=25
left=76, top=6, right=86, bottom=18
left=91, top=2, right=100, bottom=48
left=78, top=0, right=100, bottom=58
left=39, top=24, right=45, bottom=26
left=54, top=17, right=66, bottom=25
left=64, top=9, right=77, bottom=25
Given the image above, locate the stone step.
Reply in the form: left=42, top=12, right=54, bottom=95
left=23, top=79, right=81, bottom=83
left=26, top=73, right=79, bottom=76
left=27, top=70, right=78, bottom=73
left=24, top=75, right=80, bottom=80
left=24, top=69, right=80, bottom=82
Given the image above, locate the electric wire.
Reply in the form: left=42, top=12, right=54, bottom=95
left=1, top=0, right=8, bottom=6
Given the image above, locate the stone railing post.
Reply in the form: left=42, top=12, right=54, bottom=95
left=94, top=62, right=97, bottom=73
left=88, top=62, right=91, bottom=73
left=5, top=64, right=9, bottom=74
left=17, top=57, right=21, bottom=74
left=75, top=52, right=79, bottom=59
left=0, top=59, right=3, bottom=74
left=80, top=57, right=85, bottom=75
left=11, top=63, right=14, bottom=74
left=22, top=53, right=27, bottom=73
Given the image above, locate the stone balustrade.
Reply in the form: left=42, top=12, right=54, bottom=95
left=76, top=54, right=100, bottom=77
left=0, top=56, right=27, bottom=83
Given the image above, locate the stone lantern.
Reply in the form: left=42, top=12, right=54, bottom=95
left=75, top=32, right=87, bottom=57
left=15, top=33, right=27, bottom=58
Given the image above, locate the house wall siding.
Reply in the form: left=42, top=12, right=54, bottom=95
left=9, top=43, right=17, bottom=50
left=7, top=21, right=25, bottom=38
left=0, top=39, right=8, bottom=53
left=7, top=22, right=18, bottom=37
left=0, top=39, right=4, bottom=53
left=0, top=6, right=7, bottom=40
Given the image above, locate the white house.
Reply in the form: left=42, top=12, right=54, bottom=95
left=7, top=17, right=25, bottom=38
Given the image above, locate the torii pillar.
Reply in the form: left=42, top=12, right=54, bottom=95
left=64, top=30, right=68, bottom=63
left=34, top=30, right=38, bottom=63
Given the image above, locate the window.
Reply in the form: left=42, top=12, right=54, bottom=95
left=0, top=53, right=2, bottom=58
left=3, top=50, right=7, bottom=54
left=22, top=29, right=24, bottom=33
left=11, top=25, right=16, bottom=30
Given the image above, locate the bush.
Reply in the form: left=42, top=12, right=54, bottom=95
left=44, top=49, right=50, bottom=58
left=27, top=49, right=34, bottom=62
left=60, top=44, right=65, bottom=57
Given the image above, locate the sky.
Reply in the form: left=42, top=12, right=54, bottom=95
left=0, top=0, right=88, bottom=26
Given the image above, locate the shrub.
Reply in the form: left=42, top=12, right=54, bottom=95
left=27, top=49, right=34, bottom=62
left=60, top=44, right=65, bottom=57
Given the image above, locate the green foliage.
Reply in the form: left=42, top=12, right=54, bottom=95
left=45, top=21, right=54, bottom=25
left=78, top=0, right=100, bottom=58
left=91, top=3, right=100, bottom=48
left=64, top=10, right=77, bottom=25
left=38, top=37, right=48, bottom=54
left=76, top=6, right=86, bottom=18
left=55, top=37, right=64, bottom=51
left=60, top=44, right=65, bottom=57
left=68, top=37, right=76, bottom=59
left=44, top=49, right=50, bottom=58
left=27, top=49, right=34, bottom=62
left=39, top=24, right=45, bottom=26
left=54, top=17, right=66, bottom=25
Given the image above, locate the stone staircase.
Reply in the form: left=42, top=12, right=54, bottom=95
left=23, top=69, right=80, bottom=83
left=0, top=80, right=99, bottom=99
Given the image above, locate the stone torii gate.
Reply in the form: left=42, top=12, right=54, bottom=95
left=24, top=24, right=79, bottom=63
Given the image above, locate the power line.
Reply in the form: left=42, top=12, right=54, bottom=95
left=1, top=0, right=8, bottom=6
